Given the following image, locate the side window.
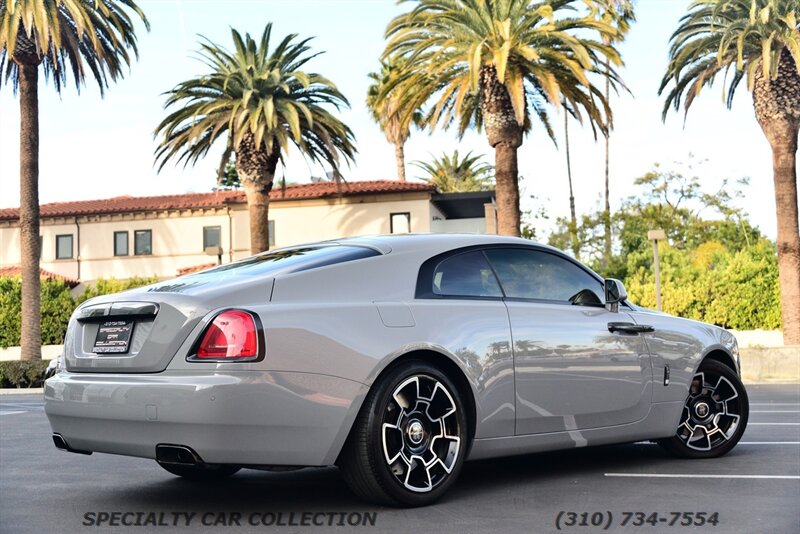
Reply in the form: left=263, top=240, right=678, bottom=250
left=484, top=248, right=604, bottom=305
left=432, top=251, right=503, bottom=298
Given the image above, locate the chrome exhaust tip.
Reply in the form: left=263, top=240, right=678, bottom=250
left=155, top=444, right=203, bottom=466
left=52, top=433, right=92, bottom=455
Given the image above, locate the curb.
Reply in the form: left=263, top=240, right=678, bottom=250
left=0, top=388, right=43, bottom=396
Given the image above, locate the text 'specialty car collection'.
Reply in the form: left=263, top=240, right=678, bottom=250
left=45, top=234, right=748, bottom=506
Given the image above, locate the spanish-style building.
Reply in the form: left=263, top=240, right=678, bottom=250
left=0, top=180, right=496, bottom=285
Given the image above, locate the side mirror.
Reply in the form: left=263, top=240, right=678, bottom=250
left=604, top=278, right=628, bottom=313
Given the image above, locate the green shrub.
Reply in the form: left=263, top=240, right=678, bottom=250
left=624, top=240, right=781, bottom=330
left=0, top=277, right=76, bottom=349
left=0, top=275, right=160, bottom=349
left=0, top=360, right=50, bottom=388
left=76, top=276, right=158, bottom=305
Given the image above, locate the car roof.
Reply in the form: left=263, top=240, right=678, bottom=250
left=319, top=233, right=566, bottom=257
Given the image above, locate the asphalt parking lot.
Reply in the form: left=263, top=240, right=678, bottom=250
left=1, top=384, right=798, bottom=534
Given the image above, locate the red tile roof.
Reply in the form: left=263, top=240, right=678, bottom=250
left=176, top=263, right=217, bottom=276
left=0, top=180, right=434, bottom=221
left=0, top=266, right=80, bottom=288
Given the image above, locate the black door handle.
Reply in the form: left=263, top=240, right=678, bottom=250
left=608, top=322, right=655, bottom=334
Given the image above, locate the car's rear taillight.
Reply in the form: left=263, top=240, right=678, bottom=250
left=195, top=310, right=259, bottom=360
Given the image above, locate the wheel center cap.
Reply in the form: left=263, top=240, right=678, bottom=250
left=407, top=420, right=425, bottom=444
left=695, top=402, right=710, bottom=418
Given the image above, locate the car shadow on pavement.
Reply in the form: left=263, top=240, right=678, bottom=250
left=119, top=442, right=692, bottom=510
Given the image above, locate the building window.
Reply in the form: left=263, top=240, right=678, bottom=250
left=114, top=231, right=129, bottom=256
left=55, top=234, right=73, bottom=259
left=134, top=230, right=152, bottom=256
left=203, top=226, right=221, bottom=250
left=390, top=212, right=411, bottom=234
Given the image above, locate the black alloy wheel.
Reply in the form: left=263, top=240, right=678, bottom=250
left=659, top=359, right=749, bottom=459
left=339, top=361, right=468, bottom=506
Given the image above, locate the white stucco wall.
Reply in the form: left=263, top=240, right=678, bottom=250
left=0, top=192, right=437, bottom=281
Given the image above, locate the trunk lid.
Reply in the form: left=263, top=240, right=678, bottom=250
left=63, top=293, right=210, bottom=373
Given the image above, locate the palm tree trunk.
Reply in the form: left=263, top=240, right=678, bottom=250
left=770, top=129, right=800, bottom=345
left=564, top=108, right=580, bottom=259
left=481, top=66, right=522, bottom=237
left=236, top=135, right=279, bottom=254
left=395, top=142, right=406, bottom=182
left=753, top=50, right=800, bottom=345
left=242, top=181, right=272, bottom=254
left=19, top=63, right=41, bottom=361
left=494, top=143, right=521, bottom=236
left=603, top=63, right=612, bottom=268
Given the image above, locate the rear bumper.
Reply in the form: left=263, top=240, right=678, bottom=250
left=44, top=370, right=367, bottom=466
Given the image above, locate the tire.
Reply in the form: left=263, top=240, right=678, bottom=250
left=157, top=462, right=241, bottom=481
left=339, top=361, right=469, bottom=507
left=659, top=359, right=749, bottom=459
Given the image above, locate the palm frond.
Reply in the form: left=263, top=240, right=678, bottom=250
left=154, top=24, right=356, bottom=182
left=0, top=0, right=149, bottom=94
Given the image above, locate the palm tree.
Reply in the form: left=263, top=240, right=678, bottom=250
left=383, top=0, right=622, bottom=236
left=563, top=101, right=580, bottom=258
left=599, top=0, right=635, bottom=267
left=660, top=0, right=800, bottom=344
left=155, top=25, right=356, bottom=254
left=366, top=59, right=421, bottom=181
left=0, top=0, right=148, bottom=361
left=413, top=150, right=494, bottom=192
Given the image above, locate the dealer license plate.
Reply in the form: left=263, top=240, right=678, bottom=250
left=93, top=320, right=134, bottom=354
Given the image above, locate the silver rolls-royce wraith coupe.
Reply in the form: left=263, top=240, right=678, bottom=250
left=44, top=234, right=748, bottom=506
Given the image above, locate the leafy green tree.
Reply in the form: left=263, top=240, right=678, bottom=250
left=548, top=161, right=763, bottom=278
left=215, top=161, right=242, bottom=191
left=155, top=25, right=356, bottom=254
left=413, top=150, right=494, bottom=192
left=1, top=0, right=148, bottom=360
left=366, top=58, right=422, bottom=181
left=383, top=0, right=623, bottom=236
left=659, top=0, right=800, bottom=343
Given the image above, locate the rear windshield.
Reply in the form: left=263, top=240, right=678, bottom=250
left=146, top=245, right=379, bottom=293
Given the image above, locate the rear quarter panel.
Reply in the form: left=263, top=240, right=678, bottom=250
left=174, top=251, right=516, bottom=440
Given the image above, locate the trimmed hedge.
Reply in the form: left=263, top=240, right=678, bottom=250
left=75, top=276, right=159, bottom=305
left=0, top=277, right=74, bottom=349
left=625, top=239, right=781, bottom=330
left=0, top=360, right=50, bottom=388
left=0, top=276, right=158, bottom=349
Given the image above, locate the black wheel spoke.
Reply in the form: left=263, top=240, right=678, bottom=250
left=427, top=382, right=457, bottom=420
left=382, top=423, right=404, bottom=464
left=393, top=377, right=420, bottom=410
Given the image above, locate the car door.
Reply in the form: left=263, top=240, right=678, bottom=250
left=483, top=247, right=653, bottom=436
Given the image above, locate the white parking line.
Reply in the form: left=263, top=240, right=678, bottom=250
left=0, top=411, right=26, bottom=416
left=751, top=403, right=800, bottom=406
left=748, top=422, right=800, bottom=426
left=740, top=442, right=800, bottom=445
left=605, top=473, right=800, bottom=480
left=750, top=410, right=800, bottom=413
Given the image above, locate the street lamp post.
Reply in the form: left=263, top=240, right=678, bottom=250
left=647, top=229, right=666, bottom=311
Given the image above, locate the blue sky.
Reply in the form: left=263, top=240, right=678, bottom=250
left=0, top=0, right=783, bottom=239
